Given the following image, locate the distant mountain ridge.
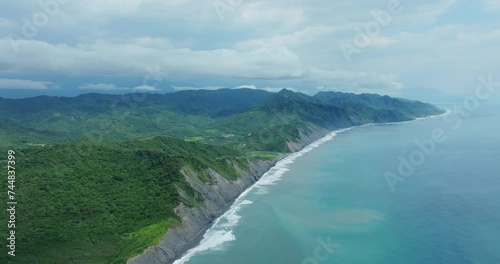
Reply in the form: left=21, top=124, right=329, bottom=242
left=0, top=88, right=444, bottom=150
left=0, top=88, right=440, bottom=118
left=0, top=88, right=271, bottom=117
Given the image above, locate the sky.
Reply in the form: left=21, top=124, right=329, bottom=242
left=0, top=0, right=499, bottom=103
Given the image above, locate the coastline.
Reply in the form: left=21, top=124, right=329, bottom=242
left=128, top=112, right=448, bottom=264
left=126, top=126, right=332, bottom=264
left=172, top=128, right=342, bottom=264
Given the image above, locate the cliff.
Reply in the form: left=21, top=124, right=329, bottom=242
left=127, top=128, right=331, bottom=264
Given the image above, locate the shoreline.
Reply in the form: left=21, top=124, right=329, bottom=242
left=172, top=129, right=341, bottom=264
left=171, top=112, right=449, bottom=263
left=130, top=112, right=447, bottom=264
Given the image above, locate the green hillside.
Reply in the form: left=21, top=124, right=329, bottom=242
left=0, top=89, right=444, bottom=152
left=0, top=88, right=445, bottom=263
left=0, top=137, right=247, bottom=264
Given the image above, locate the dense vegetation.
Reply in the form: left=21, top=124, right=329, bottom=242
left=0, top=88, right=444, bottom=263
left=0, top=89, right=443, bottom=152
left=0, top=137, right=247, bottom=263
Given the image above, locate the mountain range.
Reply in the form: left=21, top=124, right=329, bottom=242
left=0, top=88, right=444, bottom=263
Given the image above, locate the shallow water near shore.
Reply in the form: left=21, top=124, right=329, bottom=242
left=177, top=103, right=500, bottom=264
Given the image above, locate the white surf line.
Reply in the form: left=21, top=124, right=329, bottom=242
left=415, top=109, right=452, bottom=120
left=172, top=129, right=350, bottom=263
left=380, top=109, right=452, bottom=125
left=172, top=111, right=447, bottom=263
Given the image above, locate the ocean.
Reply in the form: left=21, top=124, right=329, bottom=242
left=174, top=102, right=500, bottom=264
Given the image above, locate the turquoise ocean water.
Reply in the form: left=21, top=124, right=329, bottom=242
left=175, top=102, right=500, bottom=264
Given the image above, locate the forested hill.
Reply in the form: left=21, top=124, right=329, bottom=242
left=0, top=88, right=444, bottom=263
left=0, top=88, right=444, bottom=151
left=0, top=136, right=250, bottom=263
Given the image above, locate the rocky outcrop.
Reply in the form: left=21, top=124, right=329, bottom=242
left=127, top=128, right=331, bottom=264
left=126, top=160, right=275, bottom=264
left=286, top=125, right=330, bottom=152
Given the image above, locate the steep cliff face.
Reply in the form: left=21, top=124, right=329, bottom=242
left=286, top=125, right=330, bottom=152
left=127, top=128, right=331, bottom=264
left=127, top=160, right=275, bottom=264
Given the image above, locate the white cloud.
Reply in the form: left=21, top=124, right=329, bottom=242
left=0, top=37, right=403, bottom=92
left=307, top=68, right=404, bottom=91
left=233, top=85, right=294, bottom=93
left=1, top=0, right=498, bottom=97
left=133, top=85, right=160, bottom=91
left=343, top=24, right=500, bottom=95
left=483, top=0, right=500, bottom=12
left=261, top=87, right=294, bottom=93
left=79, top=83, right=161, bottom=91
left=0, top=39, right=306, bottom=79
left=234, top=26, right=333, bottom=50
left=79, top=83, right=118, bottom=90
left=132, top=37, right=174, bottom=49
left=235, top=85, right=257, bottom=89
left=0, top=78, right=52, bottom=89
left=368, top=36, right=394, bottom=47
left=392, top=0, right=457, bottom=25
left=237, top=2, right=306, bottom=29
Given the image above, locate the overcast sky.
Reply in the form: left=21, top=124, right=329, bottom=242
left=0, top=0, right=499, bottom=102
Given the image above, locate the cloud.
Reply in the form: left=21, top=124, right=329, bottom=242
left=261, top=87, right=294, bottom=93
left=0, top=78, right=52, bottom=89
left=483, top=0, right=500, bottom=12
left=233, top=85, right=294, bottom=93
left=307, top=68, right=404, bottom=91
left=349, top=24, right=500, bottom=94
left=0, top=0, right=498, bottom=98
left=133, top=85, right=160, bottom=91
left=234, top=26, right=333, bottom=50
left=392, top=0, right=457, bottom=25
left=235, top=85, right=257, bottom=89
left=237, top=2, right=306, bottom=29
left=79, top=83, right=118, bottom=90
left=0, top=38, right=306, bottom=79
left=0, top=36, right=403, bottom=93
left=79, top=83, right=161, bottom=91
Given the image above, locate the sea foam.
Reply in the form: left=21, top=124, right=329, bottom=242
left=173, top=129, right=346, bottom=263
left=173, top=112, right=451, bottom=263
